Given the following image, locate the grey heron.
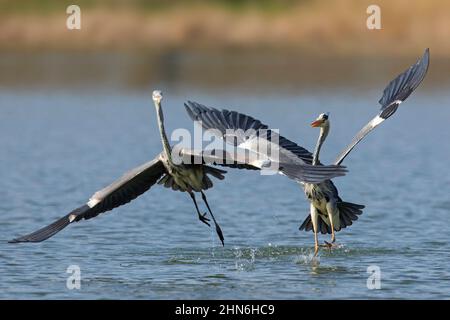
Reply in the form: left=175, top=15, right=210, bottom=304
left=9, top=91, right=347, bottom=245
left=300, top=48, right=429, bottom=255
left=185, top=48, right=429, bottom=255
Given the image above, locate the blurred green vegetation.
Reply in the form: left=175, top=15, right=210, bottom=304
left=0, top=0, right=307, bottom=14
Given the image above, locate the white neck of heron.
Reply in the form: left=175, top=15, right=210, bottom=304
left=154, top=100, right=173, bottom=163
left=312, top=124, right=329, bottom=165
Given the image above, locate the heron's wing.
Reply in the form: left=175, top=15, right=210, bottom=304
left=378, top=48, right=430, bottom=119
left=9, top=154, right=166, bottom=243
left=334, top=48, right=430, bottom=165
left=177, top=147, right=260, bottom=170
left=185, top=101, right=313, bottom=164
left=184, top=102, right=346, bottom=183
left=185, top=101, right=268, bottom=146
left=177, top=147, right=346, bottom=184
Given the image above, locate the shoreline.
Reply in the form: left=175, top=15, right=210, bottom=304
left=0, top=50, right=446, bottom=92
left=0, top=1, right=448, bottom=56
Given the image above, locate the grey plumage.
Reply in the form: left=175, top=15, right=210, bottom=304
left=9, top=157, right=167, bottom=243
left=185, top=101, right=347, bottom=183
left=379, top=48, right=429, bottom=119
left=334, top=48, right=430, bottom=165
left=185, top=101, right=313, bottom=164
left=10, top=93, right=229, bottom=244
left=299, top=49, right=429, bottom=255
left=299, top=201, right=364, bottom=234
left=84, top=156, right=166, bottom=218
left=178, top=147, right=346, bottom=184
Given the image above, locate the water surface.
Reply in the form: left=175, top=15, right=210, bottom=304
left=0, top=55, right=449, bottom=299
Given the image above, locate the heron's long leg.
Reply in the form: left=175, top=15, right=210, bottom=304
left=323, top=201, right=341, bottom=248
left=189, top=192, right=210, bottom=227
left=310, top=204, right=320, bottom=257
left=201, top=191, right=225, bottom=246
left=323, top=202, right=340, bottom=252
left=326, top=202, right=337, bottom=244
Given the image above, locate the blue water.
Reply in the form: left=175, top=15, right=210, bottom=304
left=0, top=87, right=449, bottom=299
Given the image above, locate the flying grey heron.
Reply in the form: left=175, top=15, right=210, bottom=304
left=9, top=91, right=347, bottom=245
left=185, top=48, right=429, bottom=255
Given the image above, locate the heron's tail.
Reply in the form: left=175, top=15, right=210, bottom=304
left=201, top=166, right=227, bottom=190
left=337, top=201, right=364, bottom=229
left=204, top=166, right=226, bottom=180
left=299, top=201, right=364, bottom=234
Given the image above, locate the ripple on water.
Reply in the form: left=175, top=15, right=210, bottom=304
left=165, top=256, right=201, bottom=265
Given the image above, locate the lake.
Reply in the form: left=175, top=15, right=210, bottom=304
left=0, top=52, right=449, bottom=299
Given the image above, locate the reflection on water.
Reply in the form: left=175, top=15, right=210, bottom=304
left=0, top=51, right=449, bottom=299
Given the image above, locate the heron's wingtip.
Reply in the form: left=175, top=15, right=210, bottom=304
left=378, top=48, right=430, bottom=111
left=421, top=48, right=430, bottom=67
left=8, top=236, right=35, bottom=244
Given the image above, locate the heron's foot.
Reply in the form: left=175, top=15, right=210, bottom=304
left=314, top=244, right=319, bottom=257
left=215, top=224, right=225, bottom=247
left=321, top=241, right=339, bottom=253
left=198, top=212, right=210, bottom=227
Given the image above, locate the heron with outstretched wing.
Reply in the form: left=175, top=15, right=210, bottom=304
left=185, top=48, right=429, bottom=255
left=301, top=49, right=429, bottom=255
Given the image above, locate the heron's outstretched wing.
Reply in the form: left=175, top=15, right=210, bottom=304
left=177, top=147, right=260, bottom=170
left=185, top=101, right=314, bottom=165
left=183, top=103, right=348, bottom=183
left=9, top=155, right=166, bottom=243
left=334, top=48, right=430, bottom=165
left=177, top=147, right=346, bottom=184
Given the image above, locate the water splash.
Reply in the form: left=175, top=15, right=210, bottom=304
left=233, top=247, right=257, bottom=271
left=294, top=248, right=320, bottom=266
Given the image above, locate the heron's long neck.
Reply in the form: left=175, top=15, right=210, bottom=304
left=312, top=125, right=329, bottom=165
left=155, top=102, right=172, bottom=162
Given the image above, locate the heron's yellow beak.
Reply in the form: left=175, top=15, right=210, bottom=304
left=311, top=120, right=323, bottom=127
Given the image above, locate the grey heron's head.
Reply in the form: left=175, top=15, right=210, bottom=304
left=311, top=112, right=330, bottom=128
left=152, top=90, right=163, bottom=105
